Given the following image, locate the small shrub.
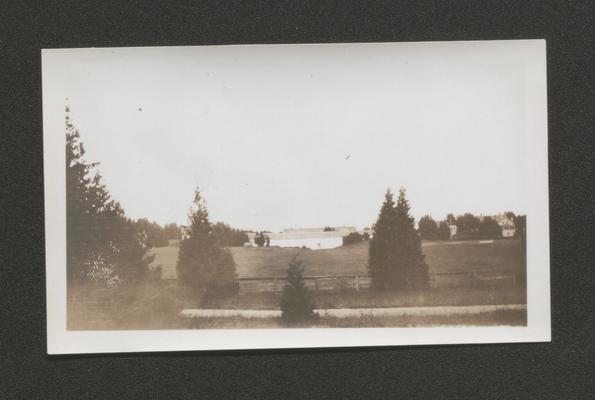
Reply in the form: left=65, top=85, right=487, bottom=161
left=280, top=257, right=317, bottom=326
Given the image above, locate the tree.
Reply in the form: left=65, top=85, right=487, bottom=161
left=254, top=231, right=266, bottom=247
left=513, top=214, right=527, bottom=285
left=513, top=215, right=526, bottom=238
left=342, top=232, right=364, bottom=246
left=504, top=211, right=516, bottom=221
left=455, top=213, right=480, bottom=238
left=479, top=216, right=502, bottom=239
left=362, top=232, right=370, bottom=241
left=176, top=188, right=238, bottom=299
left=280, top=257, right=317, bottom=326
left=438, top=220, right=451, bottom=240
left=211, top=222, right=249, bottom=247
left=418, top=215, right=439, bottom=240
left=135, top=218, right=169, bottom=247
left=66, top=109, right=152, bottom=285
left=368, top=188, right=429, bottom=291
left=164, top=223, right=182, bottom=240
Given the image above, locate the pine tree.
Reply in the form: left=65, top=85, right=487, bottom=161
left=66, top=107, right=152, bottom=285
left=368, top=188, right=429, bottom=291
left=176, top=188, right=238, bottom=299
left=280, top=257, right=317, bottom=326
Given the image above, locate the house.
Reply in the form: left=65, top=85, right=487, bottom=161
left=245, top=226, right=358, bottom=250
left=478, top=213, right=516, bottom=238
left=492, top=214, right=516, bottom=237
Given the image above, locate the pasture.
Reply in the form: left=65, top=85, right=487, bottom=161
left=230, top=239, right=525, bottom=278
left=149, top=239, right=180, bottom=279
left=150, top=238, right=526, bottom=280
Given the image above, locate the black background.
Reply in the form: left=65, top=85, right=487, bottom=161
left=1, top=1, right=594, bottom=398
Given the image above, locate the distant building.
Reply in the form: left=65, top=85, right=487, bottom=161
left=245, top=226, right=358, bottom=250
left=492, top=214, right=516, bottom=237
left=479, top=213, right=516, bottom=238
left=449, top=224, right=458, bottom=239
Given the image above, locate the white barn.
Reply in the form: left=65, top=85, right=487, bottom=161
left=246, top=227, right=358, bottom=250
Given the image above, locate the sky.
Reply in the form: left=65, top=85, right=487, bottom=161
left=50, top=42, right=532, bottom=232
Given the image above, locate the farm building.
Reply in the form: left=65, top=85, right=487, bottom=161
left=246, top=226, right=358, bottom=250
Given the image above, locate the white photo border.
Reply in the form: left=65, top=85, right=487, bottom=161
left=43, top=40, right=550, bottom=354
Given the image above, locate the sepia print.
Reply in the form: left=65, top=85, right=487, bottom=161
left=43, top=41, right=550, bottom=353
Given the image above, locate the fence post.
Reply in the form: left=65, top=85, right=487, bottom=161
left=355, top=275, right=360, bottom=291
left=512, top=271, right=516, bottom=286
left=273, top=277, right=277, bottom=291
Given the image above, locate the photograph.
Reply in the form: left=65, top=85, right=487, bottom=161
left=42, top=40, right=550, bottom=353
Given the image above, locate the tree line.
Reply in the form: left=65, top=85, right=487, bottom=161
left=134, top=219, right=181, bottom=248
left=418, top=212, right=526, bottom=241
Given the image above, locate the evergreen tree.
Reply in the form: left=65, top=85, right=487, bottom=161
left=66, top=108, right=152, bottom=285
left=176, top=188, right=238, bottom=298
left=280, top=257, right=317, bottom=326
left=368, top=188, right=429, bottom=291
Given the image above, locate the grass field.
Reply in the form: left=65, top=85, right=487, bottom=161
left=72, top=238, right=526, bottom=330
left=231, top=239, right=525, bottom=278
left=149, top=239, right=180, bottom=279
left=150, top=238, right=526, bottom=279
left=185, top=309, right=527, bottom=329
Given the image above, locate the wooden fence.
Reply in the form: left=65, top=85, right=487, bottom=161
left=237, top=269, right=520, bottom=294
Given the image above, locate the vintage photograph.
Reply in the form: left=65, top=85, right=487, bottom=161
left=43, top=41, right=550, bottom=353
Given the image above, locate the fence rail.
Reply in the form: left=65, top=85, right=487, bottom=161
left=237, top=269, right=521, bottom=294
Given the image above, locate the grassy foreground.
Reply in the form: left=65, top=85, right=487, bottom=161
left=186, top=309, right=527, bottom=329
left=68, top=281, right=526, bottom=330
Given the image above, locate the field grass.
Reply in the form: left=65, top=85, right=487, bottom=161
left=149, top=238, right=525, bottom=280
left=423, top=239, right=525, bottom=273
left=68, top=281, right=186, bottom=330
left=149, top=239, right=180, bottom=279
left=184, top=309, right=527, bottom=329
left=200, top=286, right=525, bottom=310
left=65, top=237, right=527, bottom=331
left=230, top=242, right=369, bottom=278
left=230, top=238, right=525, bottom=278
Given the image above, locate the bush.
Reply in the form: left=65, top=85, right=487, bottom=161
left=342, top=232, right=364, bottom=246
left=280, top=257, right=317, bottom=326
